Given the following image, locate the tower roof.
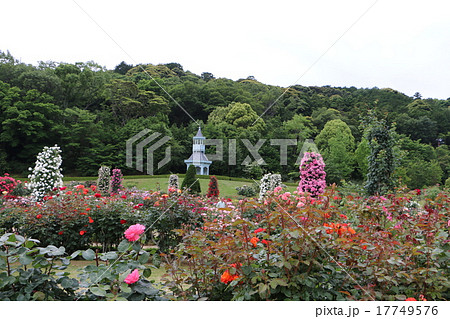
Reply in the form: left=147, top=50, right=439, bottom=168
left=194, top=126, right=204, bottom=138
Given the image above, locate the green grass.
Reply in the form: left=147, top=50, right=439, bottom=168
left=123, top=176, right=257, bottom=198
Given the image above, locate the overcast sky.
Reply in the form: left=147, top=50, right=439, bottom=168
left=2, top=0, right=449, bottom=99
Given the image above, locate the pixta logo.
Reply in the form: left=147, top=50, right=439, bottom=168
left=126, top=129, right=171, bottom=175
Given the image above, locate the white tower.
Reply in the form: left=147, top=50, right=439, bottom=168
left=184, top=127, right=212, bottom=175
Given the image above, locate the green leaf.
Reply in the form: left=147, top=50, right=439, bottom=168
left=104, top=252, right=118, bottom=260
left=32, top=291, right=46, bottom=301
left=120, top=283, right=132, bottom=293
left=143, top=268, right=152, bottom=278
left=138, top=252, right=150, bottom=264
left=131, top=242, right=141, bottom=252
left=90, top=286, right=107, bottom=297
left=19, top=255, right=32, bottom=265
left=118, top=240, right=130, bottom=253
left=82, top=249, right=96, bottom=261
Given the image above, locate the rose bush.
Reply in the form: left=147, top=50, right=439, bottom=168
left=162, top=187, right=449, bottom=301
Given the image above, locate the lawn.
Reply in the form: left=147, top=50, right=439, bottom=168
left=58, top=175, right=299, bottom=198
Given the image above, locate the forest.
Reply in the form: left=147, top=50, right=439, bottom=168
left=1, top=50, right=449, bottom=189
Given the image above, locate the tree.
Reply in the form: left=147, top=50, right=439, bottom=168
left=113, top=61, right=133, bottom=75
left=207, top=176, right=219, bottom=197
left=316, top=119, right=355, bottom=184
left=362, top=113, right=397, bottom=195
left=354, top=138, right=370, bottom=180
left=224, top=102, right=265, bottom=131
left=181, top=165, right=201, bottom=194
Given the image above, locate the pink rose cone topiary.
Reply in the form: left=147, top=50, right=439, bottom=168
left=124, top=269, right=140, bottom=284
left=124, top=224, right=146, bottom=242
left=298, top=152, right=326, bottom=197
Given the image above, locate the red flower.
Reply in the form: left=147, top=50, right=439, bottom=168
left=58, top=231, right=64, bottom=235
left=340, top=214, right=348, bottom=219
left=261, top=239, right=270, bottom=246
left=59, top=186, right=67, bottom=191
left=405, top=297, right=417, bottom=301
left=80, top=212, right=87, bottom=216
left=79, top=230, right=86, bottom=235
left=362, top=245, right=367, bottom=250
left=121, top=195, right=127, bottom=199
left=324, top=213, right=331, bottom=219
left=36, top=214, right=42, bottom=219
left=254, top=228, right=266, bottom=234
left=415, top=189, right=421, bottom=195
left=120, top=219, right=127, bottom=224
left=94, top=193, right=102, bottom=198
left=88, top=217, right=94, bottom=223
left=85, top=207, right=91, bottom=211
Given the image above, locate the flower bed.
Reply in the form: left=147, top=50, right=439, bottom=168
left=1, top=182, right=449, bottom=301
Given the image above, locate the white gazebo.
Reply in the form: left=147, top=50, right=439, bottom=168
left=184, top=127, right=212, bottom=175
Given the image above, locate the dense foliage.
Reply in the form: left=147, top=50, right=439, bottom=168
left=1, top=50, right=449, bottom=189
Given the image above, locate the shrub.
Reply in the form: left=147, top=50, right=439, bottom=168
left=110, top=168, right=123, bottom=194
left=236, top=185, right=257, bottom=197
left=97, top=166, right=111, bottom=195
left=27, top=145, right=63, bottom=201
left=181, top=165, right=201, bottom=194
left=207, top=176, right=219, bottom=197
left=297, top=152, right=326, bottom=197
left=0, top=230, right=164, bottom=301
left=0, top=173, right=18, bottom=194
left=162, top=188, right=449, bottom=301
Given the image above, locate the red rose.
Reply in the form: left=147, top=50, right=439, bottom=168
left=254, top=228, right=266, bottom=234
left=36, top=214, right=42, bottom=219
left=94, top=193, right=102, bottom=198
left=121, top=195, right=127, bottom=199
left=79, top=230, right=86, bottom=235
left=120, top=219, right=127, bottom=224
left=58, top=231, right=64, bottom=235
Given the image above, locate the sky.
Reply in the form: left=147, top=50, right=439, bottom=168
left=1, top=0, right=449, bottom=99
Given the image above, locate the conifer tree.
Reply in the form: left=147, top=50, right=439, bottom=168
left=181, top=165, right=201, bottom=194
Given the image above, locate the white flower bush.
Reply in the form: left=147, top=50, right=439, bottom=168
left=97, top=166, right=111, bottom=195
left=168, top=174, right=179, bottom=191
left=27, top=145, right=64, bottom=201
left=258, top=173, right=282, bottom=201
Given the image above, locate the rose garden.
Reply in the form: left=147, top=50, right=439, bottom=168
left=0, top=139, right=448, bottom=301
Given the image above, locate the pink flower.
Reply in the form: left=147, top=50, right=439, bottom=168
left=273, top=186, right=283, bottom=193
left=124, top=269, right=140, bottom=284
left=124, top=224, right=146, bottom=241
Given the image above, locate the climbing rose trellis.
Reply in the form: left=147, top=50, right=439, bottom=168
left=27, top=145, right=64, bottom=201
left=259, top=173, right=282, bottom=201
left=297, top=152, right=326, bottom=197
left=111, top=168, right=123, bottom=194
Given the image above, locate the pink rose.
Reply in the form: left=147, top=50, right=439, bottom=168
left=124, top=269, right=140, bottom=284
left=124, top=224, right=146, bottom=241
